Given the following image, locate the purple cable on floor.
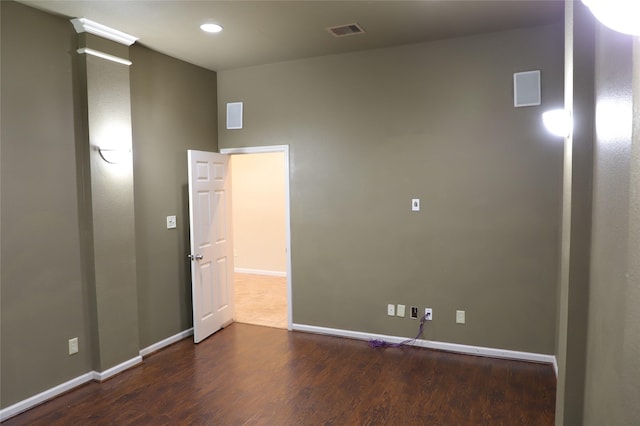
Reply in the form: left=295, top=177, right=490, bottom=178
left=368, top=313, right=428, bottom=348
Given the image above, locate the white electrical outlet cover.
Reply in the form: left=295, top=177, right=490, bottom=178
left=397, top=304, right=406, bottom=317
left=68, top=337, right=79, bottom=355
left=456, top=310, right=466, bottom=324
left=387, top=304, right=395, bottom=316
left=424, top=308, right=433, bottom=320
left=166, top=215, right=177, bottom=229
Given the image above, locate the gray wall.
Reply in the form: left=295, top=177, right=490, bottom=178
left=0, top=1, right=218, bottom=408
left=0, top=1, right=92, bottom=407
left=80, top=40, right=140, bottom=371
left=582, top=26, right=639, bottom=425
left=554, top=2, right=595, bottom=424
left=218, top=23, right=564, bottom=354
left=130, top=45, right=218, bottom=348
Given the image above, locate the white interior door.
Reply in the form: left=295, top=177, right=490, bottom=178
left=187, top=150, right=234, bottom=343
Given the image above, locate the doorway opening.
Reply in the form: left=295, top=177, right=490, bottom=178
left=221, top=146, right=292, bottom=330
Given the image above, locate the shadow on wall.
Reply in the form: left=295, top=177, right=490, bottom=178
left=181, top=183, right=193, bottom=326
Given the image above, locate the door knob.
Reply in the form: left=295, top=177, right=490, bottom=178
left=187, top=254, right=204, bottom=261
left=195, top=254, right=203, bottom=260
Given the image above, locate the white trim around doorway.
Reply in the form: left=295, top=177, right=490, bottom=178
left=220, top=145, right=293, bottom=331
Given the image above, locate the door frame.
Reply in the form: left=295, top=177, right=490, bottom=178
left=220, top=145, right=293, bottom=331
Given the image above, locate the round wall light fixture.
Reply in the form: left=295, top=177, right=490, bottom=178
left=582, top=0, right=640, bottom=36
left=542, top=109, right=572, bottom=138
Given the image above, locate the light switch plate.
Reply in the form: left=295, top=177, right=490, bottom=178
left=166, top=215, right=177, bottom=229
left=396, top=304, right=406, bottom=317
left=456, top=310, right=466, bottom=324
left=412, top=198, right=420, bottom=212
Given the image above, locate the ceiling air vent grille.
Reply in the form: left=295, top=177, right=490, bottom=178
left=326, top=23, right=365, bottom=38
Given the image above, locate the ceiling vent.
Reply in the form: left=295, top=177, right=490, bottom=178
left=326, top=23, right=365, bottom=38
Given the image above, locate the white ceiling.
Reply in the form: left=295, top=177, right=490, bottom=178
left=20, top=0, right=564, bottom=71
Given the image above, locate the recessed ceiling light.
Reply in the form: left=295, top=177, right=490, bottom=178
left=200, top=23, right=223, bottom=33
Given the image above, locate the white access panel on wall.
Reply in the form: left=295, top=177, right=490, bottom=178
left=513, top=70, right=541, bottom=107
left=226, top=102, right=243, bottom=129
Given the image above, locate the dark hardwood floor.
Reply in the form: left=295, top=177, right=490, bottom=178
left=2, top=323, right=555, bottom=425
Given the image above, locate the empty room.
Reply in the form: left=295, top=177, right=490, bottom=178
left=1, top=1, right=639, bottom=425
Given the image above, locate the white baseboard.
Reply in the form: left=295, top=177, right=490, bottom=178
left=553, top=356, right=559, bottom=377
left=235, top=267, right=286, bottom=277
left=292, top=323, right=557, bottom=365
left=0, top=329, right=193, bottom=422
left=92, top=356, right=143, bottom=382
left=0, top=372, right=95, bottom=421
left=140, top=328, right=193, bottom=357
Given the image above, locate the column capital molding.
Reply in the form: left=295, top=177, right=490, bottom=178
left=77, top=47, right=132, bottom=66
left=71, top=18, right=138, bottom=46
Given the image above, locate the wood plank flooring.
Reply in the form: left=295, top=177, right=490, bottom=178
left=234, top=273, right=287, bottom=329
left=2, top=323, right=556, bottom=425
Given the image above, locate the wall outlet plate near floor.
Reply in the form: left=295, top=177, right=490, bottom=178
left=410, top=306, right=418, bottom=319
left=424, top=308, right=433, bottom=320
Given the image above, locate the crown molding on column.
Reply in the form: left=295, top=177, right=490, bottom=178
left=71, top=18, right=138, bottom=46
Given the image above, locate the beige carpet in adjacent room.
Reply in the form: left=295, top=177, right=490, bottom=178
left=234, top=273, right=287, bottom=329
